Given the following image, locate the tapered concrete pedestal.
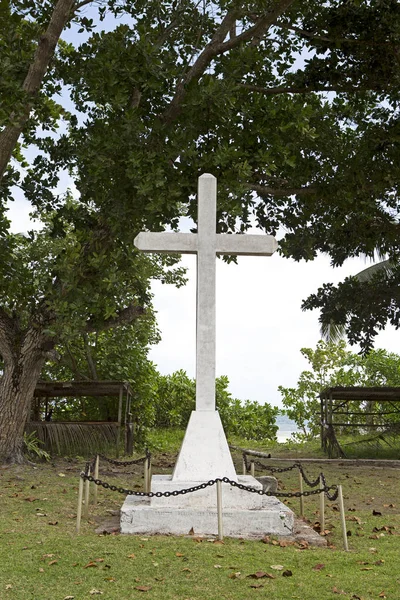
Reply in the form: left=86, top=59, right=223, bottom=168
left=120, top=412, right=294, bottom=538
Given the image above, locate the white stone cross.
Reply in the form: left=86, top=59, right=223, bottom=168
left=135, top=173, right=278, bottom=413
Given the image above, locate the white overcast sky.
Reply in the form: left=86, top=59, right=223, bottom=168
left=9, top=194, right=400, bottom=409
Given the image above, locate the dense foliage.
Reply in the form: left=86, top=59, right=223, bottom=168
left=279, top=340, right=400, bottom=439
left=1, top=0, right=400, bottom=461
left=151, top=371, right=279, bottom=441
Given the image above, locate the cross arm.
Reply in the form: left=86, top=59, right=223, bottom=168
left=134, top=232, right=198, bottom=254
left=216, top=234, right=278, bottom=256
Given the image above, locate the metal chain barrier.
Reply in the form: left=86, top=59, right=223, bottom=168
left=80, top=471, right=338, bottom=501
left=241, top=453, right=338, bottom=500
left=96, top=450, right=151, bottom=467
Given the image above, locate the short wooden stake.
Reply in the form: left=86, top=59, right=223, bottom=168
left=148, top=458, right=152, bottom=493
left=299, top=471, right=304, bottom=518
left=84, top=467, right=90, bottom=519
left=144, top=458, right=149, bottom=493
left=319, top=476, right=325, bottom=535
left=250, top=461, right=255, bottom=477
left=144, top=464, right=147, bottom=493
left=76, top=475, right=84, bottom=534
left=216, top=480, right=223, bottom=541
left=338, top=485, right=349, bottom=551
left=93, top=455, right=99, bottom=505
left=242, top=456, right=247, bottom=475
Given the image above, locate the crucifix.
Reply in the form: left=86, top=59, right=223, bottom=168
left=135, top=174, right=277, bottom=482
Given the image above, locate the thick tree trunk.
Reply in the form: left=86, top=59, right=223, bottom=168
left=0, top=325, right=51, bottom=464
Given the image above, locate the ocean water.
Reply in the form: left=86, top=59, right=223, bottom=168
left=275, top=414, right=299, bottom=443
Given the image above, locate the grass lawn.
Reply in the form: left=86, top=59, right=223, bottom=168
left=1, top=439, right=400, bottom=600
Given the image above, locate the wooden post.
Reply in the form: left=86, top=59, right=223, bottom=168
left=338, top=485, right=349, bottom=551
left=76, top=475, right=84, bottom=534
left=84, top=467, right=90, bottom=519
left=242, top=456, right=247, bottom=475
left=144, top=459, right=148, bottom=493
left=148, top=456, right=152, bottom=493
left=144, top=455, right=151, bottom=493
left=299, top=470, right=304, bottom=518
left=93, top=455, right=99, bottom=505
left=216, top=480, right=223, bottom=541
left=319, top=476, right=325, bottom=535
left=117, top=386, right=123, bottom=458
left=250, top=461, right=255, bottom=477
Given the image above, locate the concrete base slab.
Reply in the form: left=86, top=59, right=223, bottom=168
left=151, top=475, right=269, bottom=509
left=120, top=498, right=294, bottom=538
left=98, top=513, right=325, bottom=546
left=120, top=473, right=294, bottom=538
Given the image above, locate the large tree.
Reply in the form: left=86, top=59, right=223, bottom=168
left=1, top=0, right=400, bottom=462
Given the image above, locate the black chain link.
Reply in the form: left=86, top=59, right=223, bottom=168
left=244, top=454, right=325, bottom=487
left=80, top=472, right=338, bottom=500
left=97, top=451, right=150, bottom=467
left=241, top=454, right=338, bottom=500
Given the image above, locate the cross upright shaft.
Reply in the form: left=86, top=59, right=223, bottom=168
left=134, top=173, right=278, bottom=413
left=195, top=174, right=217, bottom=411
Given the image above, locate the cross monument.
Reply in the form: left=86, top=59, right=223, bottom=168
left=135, top=174, right=277, bottom=483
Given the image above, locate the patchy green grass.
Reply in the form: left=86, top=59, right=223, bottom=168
left=1, top=448, right=400, bottom=600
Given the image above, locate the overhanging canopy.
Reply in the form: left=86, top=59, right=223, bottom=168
left=320, top=386, right=400, bottom=401
left=34, top=380, right=132, bottom=398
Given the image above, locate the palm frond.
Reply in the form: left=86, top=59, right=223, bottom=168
left=355, top=259, right=395, bottom=282
left=320, top=321, right=346, bottom=343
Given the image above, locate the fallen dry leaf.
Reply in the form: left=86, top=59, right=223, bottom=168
left=247, top=572, right=275, bottom=579
left=270, top=565, right=284, bottom=571
left=134, top=586, right=152, bottom=592
left=176, top=552, right=184, bottom=557
left=214, top=565, right=222, bottom=569
left=332, top=586, right=347, bottom=595
left=228, top=572, right=241, bottom=579
left=89, top=590, right=103, bottom=595
left=188, top=527, right=195, bottom=535
left=249, top=583, right=264, bottom=588
left=372, top=510, right=382, bottom=516
left=84, top=562, right=98, bottom=569
left=127, top=554, right=136, bottom=559
left=64, top=597, right=75, bottom=600
left=48, top=521, right=58, bottom=526
left=312, top=564, right=325, bottom=571
left=282, top=570, right=293, bottom=577
left=48, top=560, right=58, bottom=566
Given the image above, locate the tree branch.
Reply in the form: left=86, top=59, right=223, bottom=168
left=0, top=309, right=17, bottom=363
left=238, top=82, right=387, bottom=95
left=248, top=182, right=317, bottom=197
left=82, top=332, right=98, bottom=380
left=277, top=22, right=400, bottom=48
left=85, top=304, right=145, bottom=333
left=161, top=0, right=296, bottom=125
left=0, top=0, right=76, bottom=182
